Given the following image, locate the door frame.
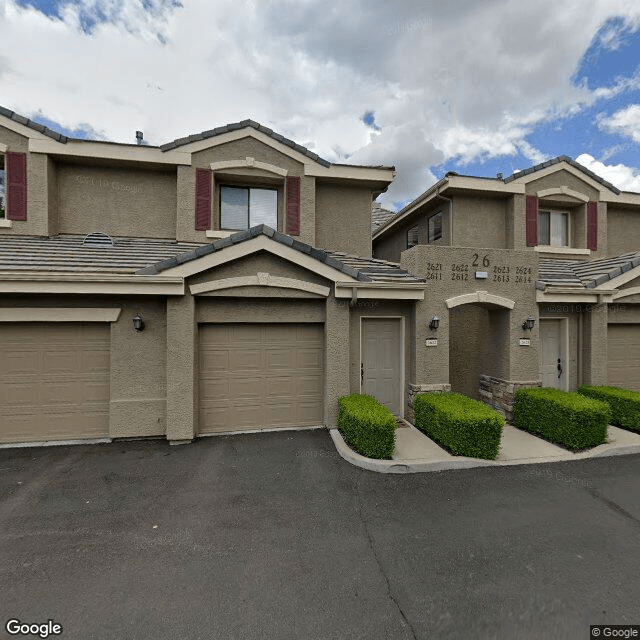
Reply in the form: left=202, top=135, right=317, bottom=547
left=359, top=316, right=405, bottom=418
left=539, top=317, right=569, bottom=391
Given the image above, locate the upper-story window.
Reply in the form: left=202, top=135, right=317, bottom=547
left=538, top=210, right=568, bottom=246
left=220, top=186, right=278, bottom=230
left=407, top=225, right=419, bottom=249
left=428, top=212, right=442, bottom=243
left=0, top=154, right=5, bottom=218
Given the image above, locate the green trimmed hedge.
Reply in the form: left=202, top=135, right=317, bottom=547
left=514, top=388, right=610, bottom=449
left=413, top=392, right=504, bottom=460
left=578, top=385, right=640, bottom=432
left=337, top=394, right=396, bottom=459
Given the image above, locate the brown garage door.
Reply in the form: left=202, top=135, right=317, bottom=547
left=0, top=323, right=110, bottom=443
left=199, top=323, right=324, bottom=433
left=607, top=324, right=640, bottom=391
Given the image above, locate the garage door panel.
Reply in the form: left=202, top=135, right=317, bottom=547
left=266, top=350, right=295, bottom=370
left=199, top=323, right=324, bottom=433
left=201, top=350, right=229, bottom=373
left=608, top=324, right=640, bottom=391
left=296, top=349, right=323, bottom=369
left=0, top=322, right=110, bottom=443
left=230, top=349, right=265, bottom=370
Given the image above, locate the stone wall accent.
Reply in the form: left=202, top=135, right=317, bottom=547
left=479, top=375, right=541, bottom=422
left=406, top=383, right=451, bottom=423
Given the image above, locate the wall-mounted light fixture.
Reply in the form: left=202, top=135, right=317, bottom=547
left=522, top=315, right=536, bottom=332
left=133, top=313, right=145, bottom=332
left=429, top=315, right=440, bottom=331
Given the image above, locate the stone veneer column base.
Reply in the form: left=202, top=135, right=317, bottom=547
left=407, top=383, right=452, bottom=423
left=479, top=375, right=541, bottom=422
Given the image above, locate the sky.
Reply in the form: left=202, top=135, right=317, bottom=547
left=2, top=1, right=640, bottom=210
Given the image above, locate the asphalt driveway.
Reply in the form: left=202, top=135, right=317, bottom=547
left=1, top=430, right=639, bottom=640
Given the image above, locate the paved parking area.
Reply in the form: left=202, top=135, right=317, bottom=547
left=1, top=430, right=639, bottom=639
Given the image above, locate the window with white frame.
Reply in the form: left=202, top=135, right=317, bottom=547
left=220, top=186, right=277, bottom=230
left=538, top=210, right=568, bottom=246
left=407, top=225, right=419, bottom=248
left=0, top=154, right=5, bottom=218
left=428, top=212, right=442, bottom=243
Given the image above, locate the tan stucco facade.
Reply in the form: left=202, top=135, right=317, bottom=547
left=2, top=112, right=640, bottom=444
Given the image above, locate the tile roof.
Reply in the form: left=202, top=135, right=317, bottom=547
left=504, top=155, right=621, bottom=195
left=0, top=235, right=201, bottom=273
left=538, top=251, right=640, bottom=289
left=0, top=106, right=69, bottom=143
left=137, top=225, right=425, bottom=284
left=159, top=119, right=332, bottom=166
left=371, top=201, right=397, bottom=233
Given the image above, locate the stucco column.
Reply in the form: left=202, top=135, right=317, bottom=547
left=414, top=298, right=449, bottom=386
left=325, top=294, right=350, bottom=427
left=166, top=291, right=197, bottom=442
left=582, top=303, right=608, bottom=386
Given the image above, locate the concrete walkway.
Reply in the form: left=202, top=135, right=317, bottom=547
left=330, top=422, right=640, bottom=473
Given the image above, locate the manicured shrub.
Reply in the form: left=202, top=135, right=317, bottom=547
left=337, top=394, right=396, bottom=459
left=578, top=385, right=640, bottom=433
left=514, top=388, right=610, bottom=450
left=413, top=392, right=504, bottom=460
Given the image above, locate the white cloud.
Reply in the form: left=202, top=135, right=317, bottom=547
left=597, top=104, right=640, bottom=142
left=2, top=0, right=640, bottom=205
left=576, top=153, right=640, bottom=192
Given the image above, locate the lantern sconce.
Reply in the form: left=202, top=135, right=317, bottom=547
left=522, top=315, right=536, bottom=332
left=133, top=313, right=145, bottom=333
left=429, top=315, right=440, bottom=331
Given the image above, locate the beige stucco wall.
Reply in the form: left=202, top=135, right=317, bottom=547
left=525, top=170, right=599, bottom=201
left=46, top=157, right=58, bottom=236
left=402, top=245, right=540, bottom=393
left=0, top=294, right=168, bottom=437
left=57, top=164, right=177, bottom=238
left=452, top=195, right=507, bottom=249
left=607, top=207, right=640, bottom=257
left=189, top=251, right=330, bottom=290
left=0, top=126, right=50, bottom=236
left=315, top=182, right=373, bottom=256
left=178, top=137, right=312, bottom=244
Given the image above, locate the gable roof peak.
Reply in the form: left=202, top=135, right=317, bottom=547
left=159, top=118, right=332, bottom=167
left=504, top=155, right=621, bottom=195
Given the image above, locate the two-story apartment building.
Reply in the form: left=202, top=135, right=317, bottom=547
left=373, top=156, right=640, bottom=419
left=0, top=105, right=436, bottom=446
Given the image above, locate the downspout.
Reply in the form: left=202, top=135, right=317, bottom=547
left=349, top=286, right=358, bottom=307
left=435, top=185, right=453, bottom=246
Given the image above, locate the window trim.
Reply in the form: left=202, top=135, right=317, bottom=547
left=406, top=225, right=419, bottom=249
left=428, top=211, right=443, bottom=243
left=219, top=184, right=279, bottom=231
left=538, top=209, right=569, bottom=247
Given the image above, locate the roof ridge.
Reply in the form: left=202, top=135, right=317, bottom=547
left=159, top=119, right=332, bottom=167
left=504, top=155, right=621, bottom=194
left=0, top=105, right=69, bottom=143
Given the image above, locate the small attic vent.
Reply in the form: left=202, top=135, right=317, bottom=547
left=83, top=232, right=115, bottom=247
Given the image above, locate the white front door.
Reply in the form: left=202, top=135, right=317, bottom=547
left=361, top=318, right=402, bottom=416
left=540, top=319, right=566, bottom=389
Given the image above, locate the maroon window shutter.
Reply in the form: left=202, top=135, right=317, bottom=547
left=286, top=176, right=300, bottom=236
left=6, top=152, right=27, bottom=221
left=525, top=195, right=538, bottom=246
left=195, top=168, right=212, bottom=231
left=587, top=201, right=598, bottom=251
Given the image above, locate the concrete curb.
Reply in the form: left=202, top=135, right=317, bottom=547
left=329, top=426, right=640, bottom=474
